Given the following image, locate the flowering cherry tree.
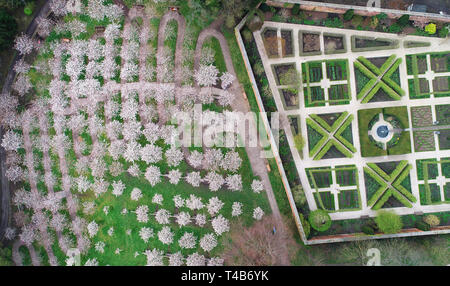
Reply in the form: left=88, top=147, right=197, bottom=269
left=194, top=64, right=219, bottom=87
left=167, top=169, right=182, bottom=185
left=155, top=209, right=171, bottom=225
left=165, top=147, right=183, bottom=167
left=178, top=232, right=196, bottom=249
left=135, top=205, right=149, bottom=223
left=112, top=180, right=125, bottom=197
left=204, top=171, right=224, bottom=191
left=140, top=144, right=163, bottom=164
left=253, top=207, right=264, bottom=220
left=87, top=221, right=99, bottom=237
left=173, top=195, right=185, bottom=209
left=145, top=248, right=164, bottom=266
left=211, top=214, right=230, bottom=236
left=187, top=150, right=203, bottom=168
left=139, top=227, right=154, bottom=243
left=186, top=171, right=202, bottom=187
left=14, top=34, right=34, bottom=55
left=206, top=197, right=224, bottom=216
left=186, top=252, right=206, bottom=266
left=186, top=194, right=204, bottom=211
left=194, top=214, right=207, bottom=227
left=251, top=179, right=264, bottom=194
left=231, top=202, right=243, bottom=217
left=221, top=150, right=242, bottom=172
left=1, top=130, right=22, bottom=152
left=168, top=252, right=184, bottom=266
left=226, top=174, right=243, bottom=191
left=157, top=226, right=174, bottom=245
left=145, top=165, right=161, bottom=186
left=199, top=233, right=217, bottom=252
left=176, top=211, right=191, bottom=227
left=220, top=72, right=235, bottom=90
left=130, top=188, right=143, bottom=201
left=152, top=193, right=164, bottom=205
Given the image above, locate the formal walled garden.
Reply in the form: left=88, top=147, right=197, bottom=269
left=240, top=1, right=450, bottom=245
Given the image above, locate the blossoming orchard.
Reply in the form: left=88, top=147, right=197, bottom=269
left=0, top=0, right=273, bottom=266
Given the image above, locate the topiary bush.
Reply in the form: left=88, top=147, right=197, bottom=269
left=375, top=210, right=403, bottom=234
left=308, top=209, right=332, bottom=232
left=425, top=23, right=436, bottom=35
left=351, top=15, right=363, bottom=27
left=23, top=2, right=34, bottom=16
left=423, top=214, right=440, bottom=227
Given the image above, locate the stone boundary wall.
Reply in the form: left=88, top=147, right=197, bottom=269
left=267, top=0, right=450, bottom=23
left=234, top=3, right=450, bottom=245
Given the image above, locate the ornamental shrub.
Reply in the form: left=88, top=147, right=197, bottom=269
left=375, top=210, right=403, bottom=234
left=292, top=4, right=301, bottom=15
left=389, top=23, right=402, bottom=33
left=24, top=2, right=34, bottom=16
left=351, top=15, right=363, bottom=27
left=423, top=214, right=440, bottom=227
left=425, top=23, right=436, bottom=35
left=308, top=209, right=332, bottom=232
left=361, top=224, right=375, bottom=235
left=416, top=221, right=430, bottom=231
left=439, top=26, right=449, bottom=38
left=300, top=213, right=310, bottom=238
left=343, top=9, right=354, bottom=21
left=397, top=15, right=410, bottom=28
left=292, top=184, right=307, bottom=209
left=293, top=134, right=305, bottom=153
left=376, top=13, right=387, bottom=20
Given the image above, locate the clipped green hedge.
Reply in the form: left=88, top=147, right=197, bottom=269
left=335, top=115, right=356, bottom=152
left=357, top=56, right=380, bottom=75
left=308, top=209, right=332, bottom=232
left=367, top=163, right=390, bottom=181
left=358, top=78, right=377, bottom=100
left=391, top=189, right=413, bottom=208
left=361, top=82, right=382, bottom=103
left=310, top=114, right=332, bottom=132
left=373, top=188, right=392, bottom=210
left=389, top=160, right=408, bottom=181
left=306, top=118, right=328, bottom=157
left=416, top=220, right=431, bottom=231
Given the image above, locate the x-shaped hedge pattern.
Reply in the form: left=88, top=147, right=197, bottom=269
left=354, top=55, right=405, bottom=103
left=306, top=112, right=356, bottom=160
left=364, top=160, right=416, bottom=209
